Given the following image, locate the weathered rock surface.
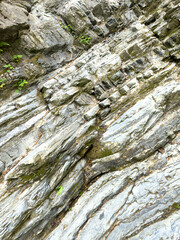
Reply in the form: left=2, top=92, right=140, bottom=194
left=0, top=0, right=180, bottom=239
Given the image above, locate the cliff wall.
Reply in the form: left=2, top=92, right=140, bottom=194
left=0, top=0, right=180, bottom=239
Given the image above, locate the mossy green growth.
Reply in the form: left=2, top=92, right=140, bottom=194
left=78, top=191, right=83, bottom=196
left=20, top=173, right=36, bottom=182
left=20, top=166, right=48, bottom=183
left=70, top=182, right=83, bottom=199
left=172, top=203, right=180, bottom=210
left=99, top=147, right=114, bottom=158
left=87, top=144, right=114, bottom=159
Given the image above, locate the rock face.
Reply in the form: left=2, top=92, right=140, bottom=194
left=0, top=0, right=180, bottom=239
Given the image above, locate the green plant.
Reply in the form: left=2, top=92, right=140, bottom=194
left=80, top=36, right=91, bottom=45
left=14, top=79, right=28, bottom=92
left=59, top=22, right=70, bottom=31
left=13, top=55, right=23, bottom=62
left=68, top=24, right=74, bottom=31
left=3, top=64, right=14, bottom=73
left=56, top=185, right=63, bottom=196
left=0, top=41, right=10, bottom=53
left=0, top=42, right=10, bottom=47
left=0, top=78, right=6, bottom=88
left=59, top=22, right=78, bottom=39
left=59, top=22, right=74, bottom=31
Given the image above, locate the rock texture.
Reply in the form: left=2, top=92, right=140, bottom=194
left=0, top=0, right=180, bottom=239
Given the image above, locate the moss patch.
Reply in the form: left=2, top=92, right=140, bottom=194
left=87, top=143, right=114, bottom=160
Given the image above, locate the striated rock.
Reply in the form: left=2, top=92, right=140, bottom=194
left=0, top=0, right=30, bottom=41
left=47, top=145, right=180, bottom=240
left=0, top=0, right=180, bottom=239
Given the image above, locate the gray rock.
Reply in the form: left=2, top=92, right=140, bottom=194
left=127, top=78, right=138, bottom=89
left=130, top=212, right=180, bottom=240
left=102, top=82, right=180, bottom=150
left=0, top=161, right=4, bottom=174
left=0, top=1, right=180, bottom=240
left=0, top=1, right=29, bottom=41
left=50, top=87, right=79, bottom=106
left=105, top=18, right=118, bottom=31
left=99, top=99, right=111, bottom=108
left=84, top=105, right=99, bottom=121
left=75, top=93, right=94, bottom=106
left=99, top=108, right=111, bottom=120
left=144, top=70, right=154, bottom=79
left=99, top=92, right=109, bottom=101
left=109, top=91, right=120, bottom=102
left=118, top=85, right=130, bottom=95
left=47, top=151, right=180, bottom=240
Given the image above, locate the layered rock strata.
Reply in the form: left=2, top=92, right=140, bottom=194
left=0, top=0, right=180, bottom=239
